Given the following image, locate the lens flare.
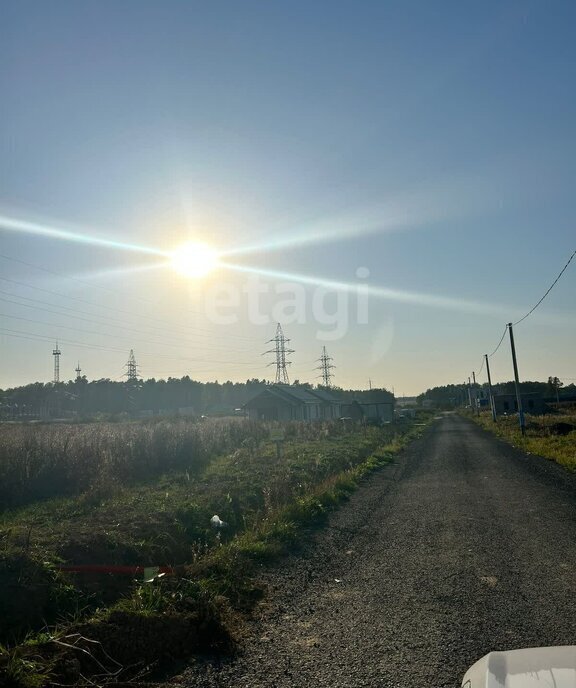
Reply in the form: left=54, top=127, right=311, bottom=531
left=170, top=242, right=219, bottom=279
left=0, top=214, right=166, bottom=256
left=221, top=261, right=517, bottom=318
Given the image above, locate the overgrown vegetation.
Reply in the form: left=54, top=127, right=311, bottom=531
left=0, top=415, right=429, bottom=686
left=0, top=417, right=268, bottom=508
left=468, top=409, right=576, bottom=470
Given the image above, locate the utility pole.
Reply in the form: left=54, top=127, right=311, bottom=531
left=472, top=371, right=479, bottom=416
left=467, top=377, right=473, bottom=408
left=75, top=362, right=82, bottom=381
left=485, top=354, right=497, bottom=423
left=125, top=349, right=139, bottom=383
left=52, top=342, right=61, bottom=383
left=508, top=323, right=526, bottom=436
left=316, top=346, right=335, bottom=387
left=264, top=323, right=294, bottom=384
left=369, top=378, right=372, bottom=390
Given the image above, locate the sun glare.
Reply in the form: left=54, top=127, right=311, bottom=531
left=170, top=241, right=219, bottom=278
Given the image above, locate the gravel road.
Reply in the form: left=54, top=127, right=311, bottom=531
left=176, top=414, right=576, bottom=687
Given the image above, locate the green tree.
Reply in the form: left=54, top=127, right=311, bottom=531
left=546, top=376, right=564, bottom=402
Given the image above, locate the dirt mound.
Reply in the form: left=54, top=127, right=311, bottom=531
left=549, top=422, right=575, bottom=436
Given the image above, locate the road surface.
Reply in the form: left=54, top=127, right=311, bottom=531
left=178, top=414, right=576, bottom=687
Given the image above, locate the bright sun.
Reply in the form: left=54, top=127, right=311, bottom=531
left=170, top=241, right=219, bottom=279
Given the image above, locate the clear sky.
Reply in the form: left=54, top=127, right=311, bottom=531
left=1, top=0, right=575, bottom=395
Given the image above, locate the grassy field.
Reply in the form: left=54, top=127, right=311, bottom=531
left=468, top=409, right=576, bottom=470
left=0, top=415, right=429, bottom=686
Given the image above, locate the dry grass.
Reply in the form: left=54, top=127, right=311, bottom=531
left=0, top=417, right=270, bottom=508
left=471, top=410, right=576, bottom=470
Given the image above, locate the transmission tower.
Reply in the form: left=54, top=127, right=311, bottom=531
left=52, top=342, right=61, bottom=383
left=75, top=361, right=82, bottom=381
left=264, top=323, right=294, bottom=384
left=124, top=349, right=139, bottom=383
left=316, top=346, right=335, bottom=387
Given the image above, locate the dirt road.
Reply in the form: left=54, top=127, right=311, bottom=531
left=178, top=414, right=576, bottom=687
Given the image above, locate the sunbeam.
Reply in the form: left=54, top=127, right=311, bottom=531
left=0, top=214, right=169, bottom=257
left=221, top=192, right=452, bottom=258
left=221, top=261, right=518, bottom=319
left=68, top=262, right=168, bottom=282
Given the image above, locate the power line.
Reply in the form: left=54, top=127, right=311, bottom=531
left=0, top=319, right=260, bottom=366
left=489, top=326, right=509, bottom=358
left=0, top=252, right=170, bottom=305
left=0, top=329, right=265, bottom=380
left=469, top=248, right=575, bottom=386
left=477, top=356, right=485, bottom=376
left=0, top=291, right=254, bottom=354
left=0, top=275, right=258, bottom=345
left=513, top=248, right=576, bottom=325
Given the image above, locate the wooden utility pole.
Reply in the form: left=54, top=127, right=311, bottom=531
left=472, top=371, right=479, bottom=416
left=485, top=354, right=497, bottom=422
left=508, top=323, right=526, bottom=436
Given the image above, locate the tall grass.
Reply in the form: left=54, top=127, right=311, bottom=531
left=471, top=411, right=576, bottom=470
left=0, top=418, right=272, bottom=508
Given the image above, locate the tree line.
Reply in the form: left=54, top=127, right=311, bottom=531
left=418, top=378, right=576, bottom=408
left=0, top=377, right=394, bottom=420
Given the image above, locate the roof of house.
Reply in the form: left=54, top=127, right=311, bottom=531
left=273, top=385, right=321, bottom=404
left=346, top=396, right=394, bottom=405
left=307, top=388, right=342, bottom=403
left=243, top=384, right=322, bottom=408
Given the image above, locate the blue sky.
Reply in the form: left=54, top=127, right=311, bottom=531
left=1, top=0, right=575, bottom=394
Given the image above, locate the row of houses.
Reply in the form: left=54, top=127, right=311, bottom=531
left=243, top=384, right=394, bottom=422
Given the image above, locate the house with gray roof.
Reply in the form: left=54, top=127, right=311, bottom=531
left=243, top=384, right=324, bottom=421
left=243, top=384, right=346, bottom=421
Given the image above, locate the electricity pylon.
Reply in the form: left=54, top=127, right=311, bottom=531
left=264, top=323, right=294, bottom=384
left=316, top=346, right=335, bottom=387
left=125, top=349, right=140, bottom=383
left=52, top=342, right=61, bottom=383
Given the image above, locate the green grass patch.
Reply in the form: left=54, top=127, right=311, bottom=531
left=467, top=410, right=576, bottom=470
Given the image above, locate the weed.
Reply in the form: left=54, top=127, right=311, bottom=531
left=469, top=411, right=576, bottom=470
left=0, top=643, right=50, bottom=688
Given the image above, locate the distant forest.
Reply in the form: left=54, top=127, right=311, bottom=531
left=418, top=379, right=576, bottom=408
left=0, top=377, right=394, bottom=420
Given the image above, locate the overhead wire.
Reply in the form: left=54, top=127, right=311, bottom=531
left=470, top=248, right=575, bottom=384
left=477, top=356, right=485, bottom=376
left=0, top=275, right=259, bottom=346
left=0, top=254, right=260, bottom=343
left=0, top=291, right=255, bottom=354
left=488, top=326, right=509, bottom=358
left=0, top=318, right=260, bottom=365
left=0, top=252, right=173, bottom=304
left=513, top=248, right=575, bottom=325
left=0, top=328, right=265, bottom=378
